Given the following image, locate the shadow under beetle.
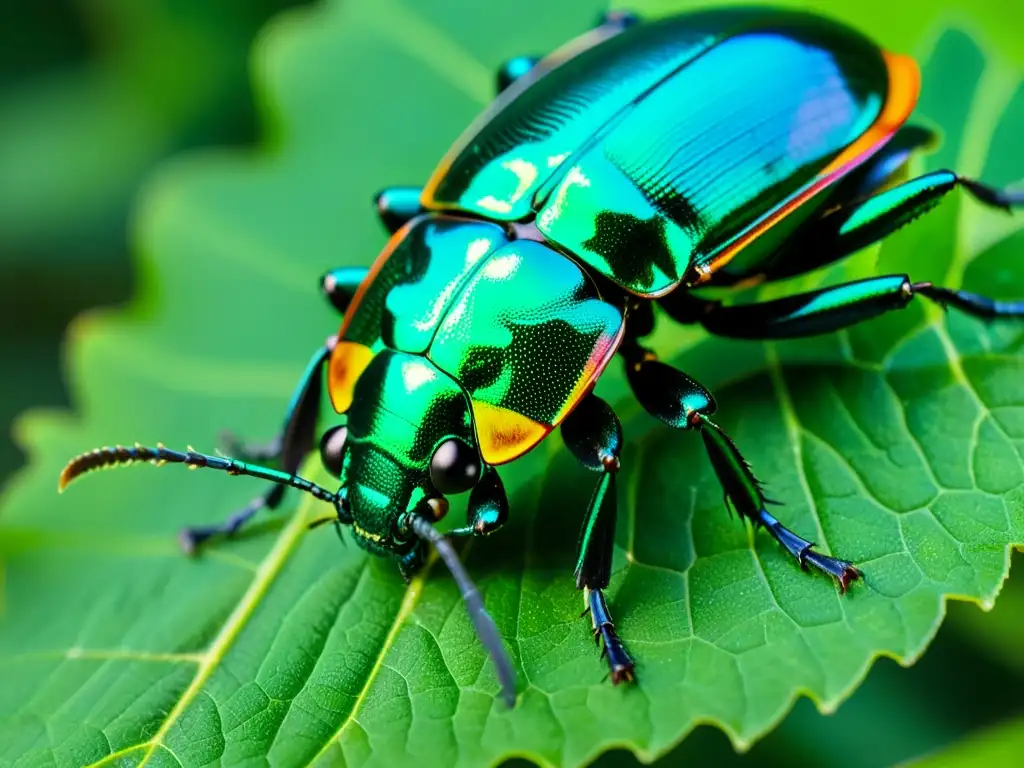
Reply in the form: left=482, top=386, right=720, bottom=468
left=60, top=9, right=1024, bottom=706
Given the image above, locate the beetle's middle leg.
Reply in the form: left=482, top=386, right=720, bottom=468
left=621, top=338, right=861, bottom=591
left=560, top=394, right=635, bottom=683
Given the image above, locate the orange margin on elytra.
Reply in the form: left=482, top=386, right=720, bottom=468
left=473, top=307, right=627, bottom=466
left=327, top=222, right=417, bottom=414
left=693, top=50, right=922, bottom=284
left=473, top=400, right=551, bottom=466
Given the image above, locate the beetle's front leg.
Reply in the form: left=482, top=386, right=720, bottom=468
left=181, top=339, right=335, bottom=552
left=446, top=466, right=509, bottom=537
left=561, top=394, right=635, bottom=683
left=622, top=341, right=861, bottom=592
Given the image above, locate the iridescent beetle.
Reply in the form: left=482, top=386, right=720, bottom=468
left=60, top=9, right=1024, bottom=705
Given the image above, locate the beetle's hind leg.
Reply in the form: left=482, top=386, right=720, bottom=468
left=495, top=11, right=639, bottom=96
left=673, top=273, right=1024, bottom=342
left=807, top=169, right=1024, bottom=264
left=598, top=10, right=640, bottom=30
left=180, top=339, right=334, bottom=552
left=740, top=148, right=1018, bottom=285
left=665, top=170, right=1024, bottom=334
left=621, top=339, right=861, bottom=591
left=561, top=394, right=635, bottom=683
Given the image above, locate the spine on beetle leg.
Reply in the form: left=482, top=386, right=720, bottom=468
left=691, top=413, right=772, bottom=521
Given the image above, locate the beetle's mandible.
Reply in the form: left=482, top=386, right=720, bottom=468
left=60, top=9, right=1024, bottom=706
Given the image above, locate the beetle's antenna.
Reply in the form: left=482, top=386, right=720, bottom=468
left=59, top=443, right=345, bottom=510
left=409, top=514, right=516, bottom=707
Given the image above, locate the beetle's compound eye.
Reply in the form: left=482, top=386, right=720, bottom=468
left=429, top=439, right=481, bottom=495
left=319, top=426, right=348, bottom=478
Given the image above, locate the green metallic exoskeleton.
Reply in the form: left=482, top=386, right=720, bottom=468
left=61, top=8, right=1024, bottom=705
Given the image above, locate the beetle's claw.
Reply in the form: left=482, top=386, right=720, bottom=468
left=178, top=528, right=202, bottom=556
left=802, top=547, right=862, bottom=593
left=612, top=665, right=636, bottom=685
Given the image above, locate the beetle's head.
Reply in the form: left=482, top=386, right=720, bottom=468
left=58, top=345, right=513, bottom=702
left=58, top=351, right=514, bottom=706
left=336, top=349, right=482, bottom=560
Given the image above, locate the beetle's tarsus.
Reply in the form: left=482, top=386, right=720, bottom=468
left=681, top=410, right=861, bottom=592
left=959, top=177, right=1024, bottom=213
left=759, top=508, right=862, bottom=592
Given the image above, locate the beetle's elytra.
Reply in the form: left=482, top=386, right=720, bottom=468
left=60, top=9, right=1024, bottom=706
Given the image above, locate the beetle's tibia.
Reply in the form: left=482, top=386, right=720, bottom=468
left=573, top=471, right=618, bottom=590
left=695, top=414, right=861, bottom=591
left=587, top=589, right=635, bottom=684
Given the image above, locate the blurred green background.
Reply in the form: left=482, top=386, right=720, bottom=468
left=0, top=1, right=1020, bottom=766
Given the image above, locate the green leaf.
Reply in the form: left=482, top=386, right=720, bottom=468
left=905, top=716, right=1024, bottom=767
left=2, top=1, right=1024, bottom=767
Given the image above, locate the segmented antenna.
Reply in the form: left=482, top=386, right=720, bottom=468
left=409, top=515, right=516, bottom=707
left=58, top=443, right=342, bottom=507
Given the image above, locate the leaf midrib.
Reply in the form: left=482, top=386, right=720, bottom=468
left=80, top=491, right=315, bottom=768
left=309, top=555, right=438, bottom=764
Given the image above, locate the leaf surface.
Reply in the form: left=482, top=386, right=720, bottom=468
left=2, top=1, right=1024, bottom=767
